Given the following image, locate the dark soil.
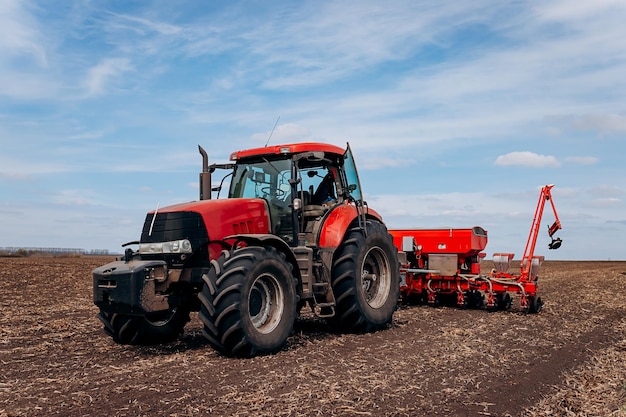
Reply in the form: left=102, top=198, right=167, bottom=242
left=1, top=257, right=625, bottom=417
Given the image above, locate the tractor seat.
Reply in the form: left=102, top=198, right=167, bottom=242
left=299, top=190, right=325, bottom=218
left=303, top=205, right=325, bottom=218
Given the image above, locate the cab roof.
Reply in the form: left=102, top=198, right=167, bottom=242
left=230, top=142, right=345, bottom=161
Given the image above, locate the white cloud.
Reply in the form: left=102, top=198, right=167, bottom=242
left=51, top=189, right=99, bottom=206
left=535, top=0, right=626, bottom=22
left=587, top=198, right=622, bottom=208
left=565, top=156, right=598, bottom=165
left=84, top=58, right=133, bottom=96
left=589, top=184, right=625, bottom=198
left=570, top=114, right=626, bottom=134
left=68, top=131, right=105, bottom=140
left=0, top=70, right=60, bottom=99
left=494, top=151, right=561, bottom=168
left=359, top=156, right=415, bottom=171
left=0, top=0, right=48, bottom=67
left=0, top=0, right=56, bottom=99
left=222, top=2, right=501, bottom=89
left=0, top=171, right=33, bottom=181
left=0, top=156, right=71, bottom=177
left=109, top=12, right=182, bottom=36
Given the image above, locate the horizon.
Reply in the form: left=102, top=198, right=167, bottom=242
left=2, top=246, right=624, bottom=263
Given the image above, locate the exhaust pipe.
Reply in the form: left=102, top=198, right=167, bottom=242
left=198, top=145, right=212, bottom=200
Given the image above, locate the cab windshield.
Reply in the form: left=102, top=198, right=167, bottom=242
left=229, top=158, right=292, bottom=200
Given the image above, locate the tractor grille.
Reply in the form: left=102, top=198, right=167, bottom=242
left=140, top=211, right=208, bottom=249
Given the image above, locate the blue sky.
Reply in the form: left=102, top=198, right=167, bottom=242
left=1, top=0, right=625, bottom=260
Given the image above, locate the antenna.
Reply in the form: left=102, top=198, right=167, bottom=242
left=265, top=116, right=280, bottom=147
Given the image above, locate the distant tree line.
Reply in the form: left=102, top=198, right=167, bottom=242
left=0, top=247, right=111, bottom=257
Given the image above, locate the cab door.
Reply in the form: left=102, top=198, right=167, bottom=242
left=342, top=143, right=368, bottom=232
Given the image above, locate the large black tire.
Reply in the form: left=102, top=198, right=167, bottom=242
left=98, top=308, right=190, bottom=345
left=330, top=221, right=400, bottom=332
left=198, top=246, right=297, bottom=357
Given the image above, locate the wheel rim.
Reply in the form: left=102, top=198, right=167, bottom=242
left=145, top=309, right=178, bottom=327
left=360, top=246, right=392, bottom=309
left=248, top=273, right=285, bottom=334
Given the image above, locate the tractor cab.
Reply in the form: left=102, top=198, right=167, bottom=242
left=225, top=142, right=364, bottom=246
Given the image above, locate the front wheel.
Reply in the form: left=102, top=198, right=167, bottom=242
left=198, top=246, right=297, bottom=357
left=98, top=308, right=190, bottom=345
left=330, top=221, right=400, bottom=332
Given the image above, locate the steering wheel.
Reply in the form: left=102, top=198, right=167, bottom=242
left=261, top=186, right=286, bottom=198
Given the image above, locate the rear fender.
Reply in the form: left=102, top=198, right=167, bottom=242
left=318, top=205, right=384, bottom=248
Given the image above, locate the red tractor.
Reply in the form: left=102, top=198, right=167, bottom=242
left=93, top=142, right=399, bottom=356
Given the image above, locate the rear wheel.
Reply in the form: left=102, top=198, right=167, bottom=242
left=330, top=221, right=400, bottom=332
left=98, top=308, right=190, bottom=345
left=198, top=246, right=297, bottom=357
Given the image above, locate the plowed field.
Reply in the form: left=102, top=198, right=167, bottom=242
left=1, top=256, right=625, bottom=417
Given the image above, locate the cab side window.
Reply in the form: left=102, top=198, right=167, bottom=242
left=298, top=165, right=340, bottom=208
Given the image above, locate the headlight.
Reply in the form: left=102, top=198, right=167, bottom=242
left=139, top=239, right=193, bottom=254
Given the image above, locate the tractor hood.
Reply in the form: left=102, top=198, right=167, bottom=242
left=141, top=198, right=271, bottom=246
